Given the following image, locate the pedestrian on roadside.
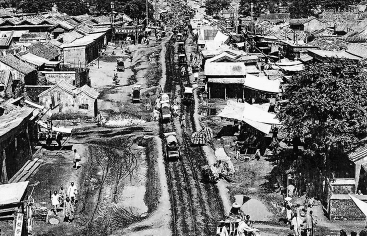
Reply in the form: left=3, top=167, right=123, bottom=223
left=305, top=210, right=315, bottom=236
left=67, top=182, right=77, bottom=204
left=56, top=132, right=62, bottom=147
left=58, top=186, right=66, bottom=207
left=291, top=212, right=301, bottom=236
left=63, top=197, right=74, bottom=223
left=339, top=230, right=347, bottom=236
left=73, top=149, right=81, bottom=169
left=51, top=191, right=60, bottom=215
left=360, top=226, right=367, bottom=236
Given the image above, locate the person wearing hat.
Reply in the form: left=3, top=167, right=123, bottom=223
left=229, top=202, right=246, bottom=220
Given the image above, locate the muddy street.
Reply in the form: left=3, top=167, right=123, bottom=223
left=161, top=34, right=225, bottom=236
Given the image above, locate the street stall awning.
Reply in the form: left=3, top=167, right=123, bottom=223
left=208, top=78, right=246, bottom=84
left=349, top=194, right=367, bottom=217
left=0, top=181, right=28, bottom=206
left=36, top=121, right=73, bottom=134
left=217, top=101, right=280, bottom=134
left=244, top=74, right=281, bottom=93
left=274, top=60, right=304, bottom=71
left=242, top=118, right=272, bottom=134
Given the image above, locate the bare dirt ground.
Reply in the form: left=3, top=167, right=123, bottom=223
left=12, top=35, right=172, bottom=236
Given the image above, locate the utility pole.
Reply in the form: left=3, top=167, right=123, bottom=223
left=146, top=0, right=149, bottom=26
left=111, top=1, right=115, bottom=43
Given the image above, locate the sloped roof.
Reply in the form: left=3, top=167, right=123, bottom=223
left=19, top=32, right=49, bottom=41
left=0, top=107, right=33, bottom=141
left=308, top=49, right=362, bottom=60
left=207, top=52, right=238, bottom=63
left=79, top=85, right=99, bottom=99
left=20, top=52, right=49, bottom=67
left=0, top=54, right=35, bottom=74
left=38, top=80, right=78, bottom=97
left=27, top=42, right=60, bottom=60
left=58, top=30, right=84, bottom=44
left=24, top=85, right=52, bottom=102
left=347, top=43, right=367, bottom=58
left=204, top=62, right=246, bottom=76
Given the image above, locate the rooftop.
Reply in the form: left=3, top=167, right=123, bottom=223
left=79, top=85, right=99, bottom=99
left=0, top=54, right=36, bottom=74
left=205, top=62, right=246, bottom=76
left=0, top=106, right=33, bottom=141
left=27, top=42, right=60, bottom=60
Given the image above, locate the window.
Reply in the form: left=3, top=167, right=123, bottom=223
left=79, top=104, right=89, bottom=110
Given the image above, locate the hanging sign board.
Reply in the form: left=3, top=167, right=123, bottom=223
left=115, top=25, right=144, bottom=34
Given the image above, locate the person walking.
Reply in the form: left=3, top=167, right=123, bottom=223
left=73, top=149, right=81, bottom=169
left=51, top=191, right=60, bottom=215
left=291, top=212, right=301, bottom=236
left=58, top=186, right=66, bottom=207
left=67, top=182, right=77, bottom=204
left=55, top=132, right=62, bottom=147
left=63, top=197, right=74, bottom=223
left=305, top=210, right=315, bottom=236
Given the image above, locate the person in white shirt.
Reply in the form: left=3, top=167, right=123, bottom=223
left=73, top=149, right=81, bottom=169
left=67, top=182, right=77, bottom=204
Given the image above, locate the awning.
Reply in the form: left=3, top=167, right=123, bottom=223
left=349, top=194, right=367, bottom=217
left=208, top=78, right=246, bottom=84
left=184, top=87, right=193, bottom=94
left=0, top=181, right=28, bottom=206
left=217, top=100, right=280, bottom=134
left=244, top=74, right=281, bottom=93
left=37, top=121, right=73, bottom=134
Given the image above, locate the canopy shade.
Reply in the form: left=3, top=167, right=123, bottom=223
left=0, top=181, right=28, bottom=206
left=217, top=101, right=279, bottom=134
left=349, top=194, right=367, bottom=217
left=244, top=74, right=281, bottom=93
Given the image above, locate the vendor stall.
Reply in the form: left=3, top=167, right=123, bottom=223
left=0, top=181, right=28, bottom=235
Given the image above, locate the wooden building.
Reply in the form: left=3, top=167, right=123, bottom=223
left=0, top=107, right=36, bottom=183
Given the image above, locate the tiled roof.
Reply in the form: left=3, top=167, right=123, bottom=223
left=20, top=32, right=49, bottom=40
left=0, top=54, right=36, bottom=75
left=24, top=85, right=52, bottom=102
left=38, top=80, right=78, bottom=97
left=79, top=85, right=99, bottom=99
left=28, top=42, right=60, bottom=60
left=58, top=30, right=84, bottom=43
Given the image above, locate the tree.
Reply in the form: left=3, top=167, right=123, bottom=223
left=18, top=0, right=53, bottom=13
left=278, top=59, right=367, bottom=196
left=204, top=0, right=230, bottom=16
left=56, top=0, right=89, bottom=15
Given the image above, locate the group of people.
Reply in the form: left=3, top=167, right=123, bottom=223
left=50, top=182, right=78, bottom=223
left=285, top=197, right=316, bottom=236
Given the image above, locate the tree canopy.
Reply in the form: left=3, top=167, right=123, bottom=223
left=204, top=0, right=230, bottom=16
left=278, top=59, right=367, bottom=170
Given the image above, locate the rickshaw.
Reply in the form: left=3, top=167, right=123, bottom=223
left=182, top=87, right=194, bottom=105
left=117, top=58, right=125, bottom=72
left=132, top=84, right=141, bottom=103
left=178, top=42, right=185, bottom=53
left=178, top=54, right=187, bottom=65
left=160, top=93, right=170, bottom=104
left=160, top=102, right=171, bottom=122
